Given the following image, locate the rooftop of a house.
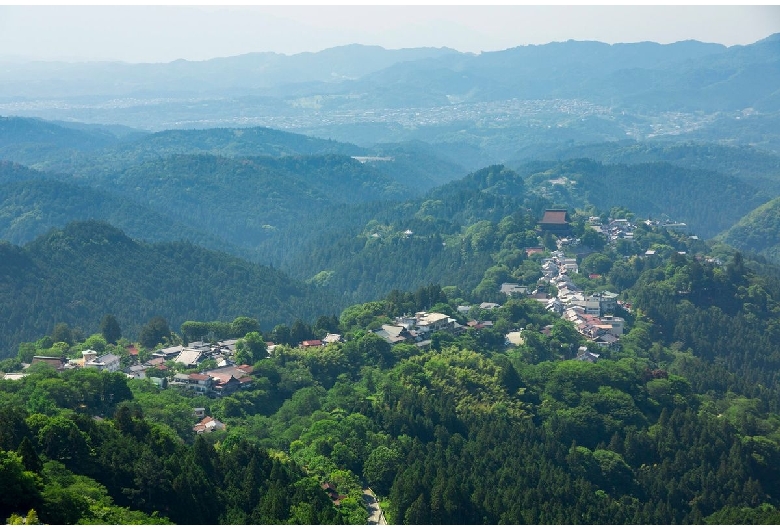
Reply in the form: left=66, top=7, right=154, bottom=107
left=416, top=312, right=450, bottom=326
left=174, top=348, right=204, bottom=366
left=206, top=366, right=251, bottom=383
left=193, top=416, right=226, bottom=433
left=322, top=333, right=343, bottom=344
left=541, top=210, right=568, bottom=224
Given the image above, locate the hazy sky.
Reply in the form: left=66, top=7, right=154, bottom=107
left=1, top=5, right=779, bottom=63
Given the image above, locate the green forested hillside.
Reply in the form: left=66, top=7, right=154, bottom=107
left=118, top=126, right=365, bottom=158
left=259, top=159, right=761, bottom=303
left=0, top=153, right=412, bottom=252
left=0, top=160, right=59, bottom=183
left=0, top=178, right=240, bottom=252
left=718, top=196, right=780, bottom=264
left=0, top=220, right=337, bottom=356
left=0, top=116, right=122, bottom=168
left=0, top=119, right=364, bottom=174
left=83, top=154, right=409, bottom=249
left=521, top=159, right=766, bottom=238
left=0, top=370, right=345, bottom=524
left=267, top=165, right=541, bottom=303
left=103, top=128, right=466, bottom=190
left=0, top=118, right=471, bottom=254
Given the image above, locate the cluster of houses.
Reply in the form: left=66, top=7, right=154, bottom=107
left=371, top=311, right=462, bottom=347
left=18, top=340, right=260, bottom=400
left=588, top=216, right=636, bottom=242
left=370, top=307, right=503, bottom=348
left=533, top=251, right=625, bottom=357
left=130, top=340, right=258, bottom=398
left=586, top=215, right=691, bottom=244
left=12, top=350, right=124, bottom=375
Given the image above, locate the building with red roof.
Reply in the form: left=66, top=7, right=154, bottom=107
left=539, top=209, right=571, bottom=234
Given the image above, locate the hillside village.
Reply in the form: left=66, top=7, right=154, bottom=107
left=4, top=209, right=707, bottom=438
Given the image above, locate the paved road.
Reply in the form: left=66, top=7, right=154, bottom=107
left=363, top=488, right=387, bottom=525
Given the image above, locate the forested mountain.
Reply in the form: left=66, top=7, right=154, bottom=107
left=0, top=220, right=336, bottom=356
left=264, top=165, right=540, bottom=303
left=0, top=44, right=459, bottom=99
left=0, top=117, right=467, bottom=193
left=95, top=128, right=465, bottom=191
left=0, top=117, right=124, bottom=165
left=0, top=152, right=415, bottom=253
left=0, top=114, right=447, bottom=201
left=75, top=153, right=411, bottom=250
left=254, top=158, right=765, bottom=304
left=519, top=159, right=767, bottom=238
left=0, top=118, right=365, bottom=172
left=718, top=197, right=780, bottom=264
left=0, top=176, right=239, bottom=253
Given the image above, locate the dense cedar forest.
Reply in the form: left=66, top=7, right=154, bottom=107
left=3, top=112, right=780, bottom=524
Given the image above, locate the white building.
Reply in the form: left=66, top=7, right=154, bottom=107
left=86, top=353, right=121, bottom=372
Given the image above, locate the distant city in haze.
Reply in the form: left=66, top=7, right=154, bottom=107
left=0, top=5, right=779, bottom=63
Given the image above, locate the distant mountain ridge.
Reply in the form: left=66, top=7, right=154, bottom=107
left=1, top=37, right=778, bottom=127
left=0, top=44, right=460, bottom=98
left=0, top=116, right=467, bottom=189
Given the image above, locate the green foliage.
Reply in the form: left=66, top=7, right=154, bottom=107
left=99, top=314, right=122, bottom=344
left=138, top=316, right=171, bottom=349
left=363, top=446, right=402, bottom=496
left=340, top=301, right=388, bottom=332
left=0, top=450, right=41, bottom=518
left=51, top=323, right=73, bottom=346
left=581, top=252, right=613, bottom=275
left=235, top=332, right=268, bottom=366
left=231, top=316, right=261, bottom=337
